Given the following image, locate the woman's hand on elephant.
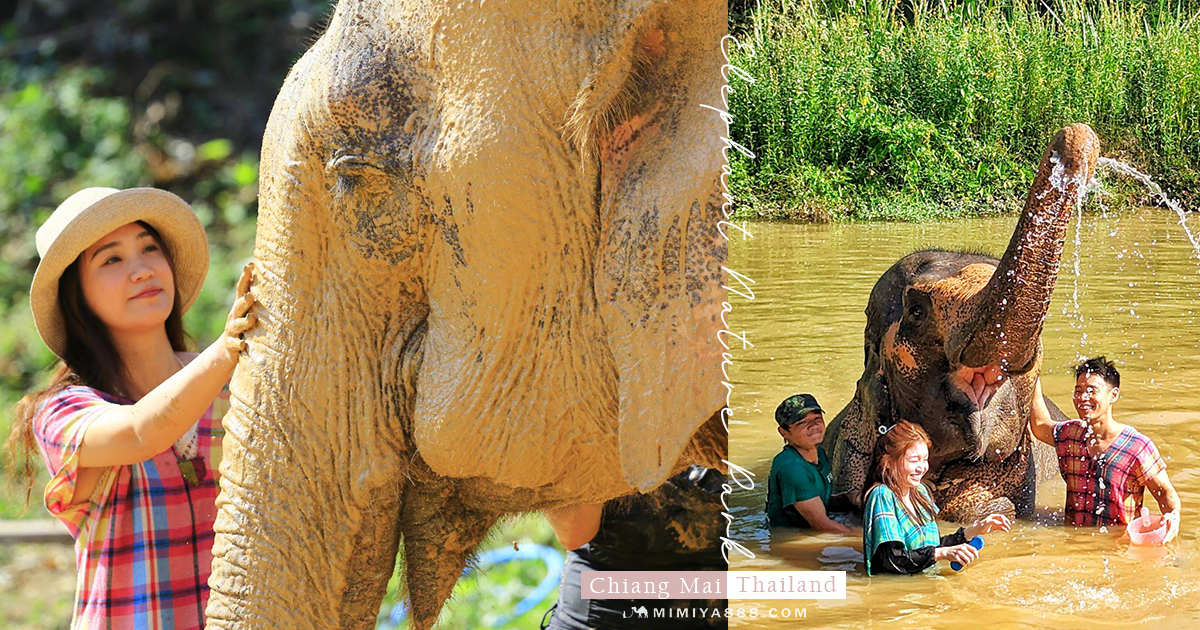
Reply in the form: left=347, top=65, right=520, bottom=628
left=966, top=513, right=1012, bottom=538
left=935, top=542, right=979, bottom=566
left=220, top=261, right=258, bottom=365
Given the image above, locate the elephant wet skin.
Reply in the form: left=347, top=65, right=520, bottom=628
left=824, top=123, right=1101, bottom=523
left=204, top=2, right=731, bottom=630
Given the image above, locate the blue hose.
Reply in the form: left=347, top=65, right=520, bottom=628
left=380, top=544, right=564, bottom=629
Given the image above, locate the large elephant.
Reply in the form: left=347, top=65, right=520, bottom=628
left=825, top=123, right=1101, bottom=523
left=204, top=2, right=729, bottom=629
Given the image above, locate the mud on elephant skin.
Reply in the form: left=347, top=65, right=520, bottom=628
left=204, top=2, right=730, bottom=630
left=824, top=123, right=1101, bottom=524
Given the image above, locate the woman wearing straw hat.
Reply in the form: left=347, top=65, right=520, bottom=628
left=6, top=187, right=256, bottom=629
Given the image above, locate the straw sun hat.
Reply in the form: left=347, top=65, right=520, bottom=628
left=31, top=187, right=209, bottom=359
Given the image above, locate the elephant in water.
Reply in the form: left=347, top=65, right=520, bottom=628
left=205, top=2, right=729, bottom=629
left=825, top=123, right=1101, bottom=523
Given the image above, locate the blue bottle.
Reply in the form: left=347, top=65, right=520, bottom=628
left=950, top=536, right=985, bottom=571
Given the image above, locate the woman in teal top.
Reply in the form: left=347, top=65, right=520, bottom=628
left=861, top=421, right=1011, bottom=575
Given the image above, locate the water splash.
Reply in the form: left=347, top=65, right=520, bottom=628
left=1097, top=157, right=1200, bottom=261
left=1064, top=166, right=1098, bottom=360
left=1069, top=203, right=1085, bottom=360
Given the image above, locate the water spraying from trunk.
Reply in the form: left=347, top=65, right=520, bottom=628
left=1096, top=157, right=1200, bottom=261
left=1054, top=157, right=1198, bottom=361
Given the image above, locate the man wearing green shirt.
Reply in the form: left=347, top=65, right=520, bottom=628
left=765, top=393, right=855, bottom=534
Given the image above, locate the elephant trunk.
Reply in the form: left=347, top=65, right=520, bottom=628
left=208, top=224, right=423, bottom=630
left=958, top=123, right=1100, bottom=373
left=206, top=27, right=424, bottom=628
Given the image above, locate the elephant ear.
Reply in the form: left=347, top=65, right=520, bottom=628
left=586, top=0, right=728, bottom=492
left=828, top=342, right=894, bottom=505
left=825, top=400, right=862, bottom=503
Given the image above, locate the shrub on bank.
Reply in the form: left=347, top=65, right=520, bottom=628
left=729, top=0, right=1200, bottom=220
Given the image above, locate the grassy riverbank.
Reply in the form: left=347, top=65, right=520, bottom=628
left=728, top=0, right=1200, bottom=221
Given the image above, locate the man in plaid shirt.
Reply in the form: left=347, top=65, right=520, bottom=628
left=1030, top=356, right=1181, bottom=539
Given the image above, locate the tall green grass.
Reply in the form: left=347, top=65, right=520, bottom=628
left=729, top=0, right=1200, bottom=220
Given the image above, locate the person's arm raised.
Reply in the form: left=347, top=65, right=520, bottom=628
left=77, top=263, right=256, bottom=467
left=1028, top=377, right=1056, bottom=446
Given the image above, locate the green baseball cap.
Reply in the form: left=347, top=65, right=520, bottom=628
left=775, top=393, right=824, bottom=428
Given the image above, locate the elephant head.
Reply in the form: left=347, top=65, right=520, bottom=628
left=205, top=1, right=729, bottom=629
left=826, top=123, right=1100, bottom=521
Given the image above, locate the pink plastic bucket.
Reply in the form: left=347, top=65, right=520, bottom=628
left=1126, top=506, right=1168, bottom=546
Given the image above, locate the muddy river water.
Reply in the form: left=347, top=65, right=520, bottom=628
left=726, top=210, right=1200, bottom=629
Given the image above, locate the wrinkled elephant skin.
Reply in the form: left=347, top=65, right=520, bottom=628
left=825, top=124, right=1101, bottom=523
left=205, top=2, right=729, bottom=629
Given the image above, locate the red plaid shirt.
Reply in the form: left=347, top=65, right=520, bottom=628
left=1053, top=420, right=1166, bottom=526
left=33, top=384, right=228, bottom=630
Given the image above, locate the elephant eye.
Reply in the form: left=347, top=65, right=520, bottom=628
left=326, top=153, right=384, bottom=176
left=907, top=303, right=924, bottom=320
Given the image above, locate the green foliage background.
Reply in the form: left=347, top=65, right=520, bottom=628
left=0, top=0, right=337, bottom=469
left=0, top=3, right=562, bottom=629
left=729, top=0, right=1200, bottom=221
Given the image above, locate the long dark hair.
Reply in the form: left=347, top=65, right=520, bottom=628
left=860, top=420, right=938, bottom=524
left=5, top=221, right=192, bottom=506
